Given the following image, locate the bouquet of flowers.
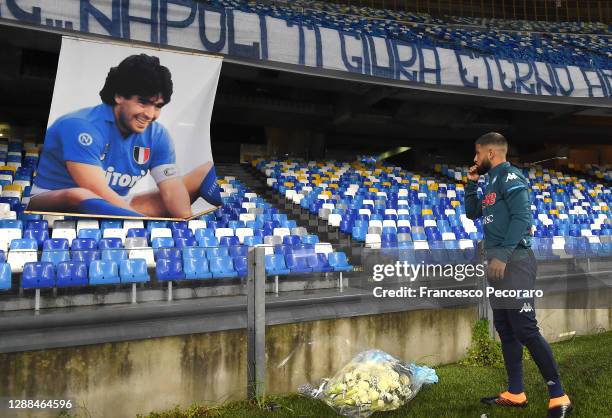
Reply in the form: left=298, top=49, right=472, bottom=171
left=299, top=349, right=438, bottom=417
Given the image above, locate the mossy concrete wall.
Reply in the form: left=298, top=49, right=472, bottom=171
left=1, top=304, right=610, bottom=417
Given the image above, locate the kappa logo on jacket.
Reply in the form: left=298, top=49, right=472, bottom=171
left=506, top=172, right=518, bottom=182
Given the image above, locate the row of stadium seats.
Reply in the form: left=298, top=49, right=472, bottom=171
left=254, top=158, right=485, bottom=247
left=435, top=163, right=612, bottom=239
left=211, top=0, right=611, bottom=68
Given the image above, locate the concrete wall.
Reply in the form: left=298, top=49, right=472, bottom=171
left=1, top=304, right=611, bottom=417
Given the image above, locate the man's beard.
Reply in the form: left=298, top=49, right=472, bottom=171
left=476, top=158, right=492, bottom=175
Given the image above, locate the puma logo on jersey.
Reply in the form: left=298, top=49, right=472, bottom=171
left=519, top=302, right=533, bottom=313
left=506, top=173, right=518, bottom=182
left=104, top=166, right=146, bottom=188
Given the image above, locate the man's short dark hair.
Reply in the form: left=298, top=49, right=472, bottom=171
left=99, top=54, right=173, bottom=105
left=475, top=132, right=508, bottom=147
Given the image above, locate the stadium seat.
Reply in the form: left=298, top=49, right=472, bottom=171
left=208, top=256, right=238, bottom=278
left=219, top=236, right=240, bottom=246
left=285, top=253, right=312, bottom=273
left=183, top=257, right=213, bottom=279
left=156, top=258, right=186, bottom=281
left=56, top=261, right=88, bottom=287
left=89, top=260, right=120, bottom=285
left=265, top=254, right=290, bottom=275
left=41, top=249, right=70, bottom=266
left=119, top=259, right=150, bottom=283
left=328, top=252, right=353, bottom=272
left=52, top=228, right=77, bottom=244
left=98, top=238, right=123, bottom=250
left=0, top=227, right=21, bottom=252
left=155, top=247, right=182, bottom=261
left=152, top=237, right=174, bottom=249
left=307, top=253, right=333, bottom=273
left=233, top=256, right=248, bottom=277
left=101, top=248, right=128, bottom=262
left=0, top=262, right=11, bottom=290
left=125, top=237, right=148, bottom=249
left=71, top=238, right=97, bottom=250
left=174, top=237, right=197, bottom=248
left=229, top=245, right=248, bottom=258
left=103, top=228, right=126, bottom=243
left=206, top=247, right=229, bottom=259
left=150, top=228, right=172, bottom=240
left=22, top=262, right=55, bottom=289
left=243, top=236, right=263, bottom=246
left=8, top=238, right=38, bottom=273
left=71, top=249, right=100, bottom=266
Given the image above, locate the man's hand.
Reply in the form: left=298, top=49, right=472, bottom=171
left=487, top=258, right=506, bottom=281
left=468, top=165, right=480, bottom=182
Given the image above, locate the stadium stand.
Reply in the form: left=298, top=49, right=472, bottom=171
left=210, top=0, right=611, bottom=69
left=0, top=140, right=356, bottom=305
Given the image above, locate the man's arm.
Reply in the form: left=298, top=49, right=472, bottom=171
left=157, top=178, right=192, bottom=218
left=496, top=175, right=531, bottom=263
left=465, top=180, right=483, bottom=220
left=66, top=162, right=137, bottom=211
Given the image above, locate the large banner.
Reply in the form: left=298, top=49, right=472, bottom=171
left=26, top=37, right=222, bottom=220
left=0, top=0, right=610, bottom=98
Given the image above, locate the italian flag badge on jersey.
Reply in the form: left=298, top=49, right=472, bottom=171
left=133, top=146, right=150, bottom=164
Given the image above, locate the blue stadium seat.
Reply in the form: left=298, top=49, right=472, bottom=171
left=198, top=235, right=219, bottom=247
left=156, top=258, right=186, bottom=281
left=78, top=228, right=102, bottom=241
left=172, top=228, right=194, bottom=239
left=307, top=253, right=333, bottom=273
left=26, top=220, right=48, bottom=230
left=98, top=237, right=122, bottom=250
left=71, top=238, right=97, bottom=250
left=183, top=257, right=213, bottom=279
left=243, top=236, right=263, bottom=246
left=206, top=247, right=229, bottom=259
left=209, top=256, right=238, bottom=278
left=147, top=221, right=167, bottom=232
left=328, top=252, right=353, bottom=272
left=194, top=228, right=215, bottom=241
left=283, top=235, right=301, bottom=246
left=301, top=234, right=319, bottom=244
left=89, top=260, right=120, bottom=285
left=101, top=248, right=128, bottom=262
left=22, top=262, right=55, bottom=289
left=182, top=247, right=207, bottom=261
left=152, top=237, right=174, bottom=249
left=43, top=238, right=69, bottom=251
left=169, top=221, right=188, bottom=232
left=233, top=256, right=248, bottom=277
left=127, top=228, right=148, bottom=239
left=285, top=253, right=312, bottom=273
left=119, top=259, right=150, bottom=283
left=41, top=250, right=70, bottom=266
left=10, top=238, right=37, bottom=250
left=228, top=245, right=248, bottom=258
left=174, top=237, right=197, bottom=248
left=155, top=248, right=182, bottom=260
left=0, top=219, right=22, bottom=230
left=56, top=261, right=88, bottom=287
left=100, top=220, right=122, bottom=230
left=71, top=250, right=100, bottom=266
left=0, top=263, right=11, bottom=290
left=219, top=236, right=240, bottom=246
left=265, top=254, right=290, bottom=275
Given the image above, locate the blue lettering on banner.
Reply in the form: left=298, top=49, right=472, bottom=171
left=513, top=60, right=535, bottom=94
left=339, top=31, right=363, bottom=74
left=534, top=63, right=557, bottom=96
left=7, top=0, right=41, bottom=24
left=494, top=57, right=516, bottom=93
left=121, top=0, right=159, bottom=43
left=455, top=50, right=479, bottom=89
left=580, top=68, right=608, bottom=98
left=160, top=0, right=196, bottom=45
left=80, top=0, right=122, bottom=38
left=0, top=0, right=605, bottom=98
left=550, top=64, right=575, bottom=96
left=197, top=3, right=226, bottom=53
left=392, top=40, right=418, bottom=82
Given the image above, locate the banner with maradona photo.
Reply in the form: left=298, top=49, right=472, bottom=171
left=26, top=37, right=222, bottom=220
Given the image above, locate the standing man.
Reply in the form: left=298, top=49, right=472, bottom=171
left=465, top=133, right=572, bottom=417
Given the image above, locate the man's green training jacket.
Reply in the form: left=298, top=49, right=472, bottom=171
left=464, top=161, right=532, bottom=263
